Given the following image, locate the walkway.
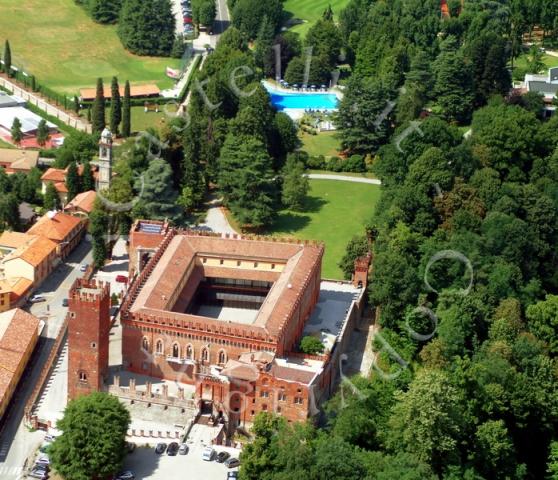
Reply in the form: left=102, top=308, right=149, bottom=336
left=0, top=76, right=91, bottom=133
left=198, top=196, right=237, bottom=234
left=305, top=173, right=381, bottom=185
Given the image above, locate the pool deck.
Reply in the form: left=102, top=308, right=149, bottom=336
left=262, top=79, right=344, bottom=100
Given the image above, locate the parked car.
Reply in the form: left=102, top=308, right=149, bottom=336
left=167, top=442, right=179, bottom=456
left=30, top=295, right=46, bottom=303
left=202, top=446, right=215, bottom=461
left=227, top=473, right=239, bottom=479
left=44, top=434, right=57, bottom=442
left=216, top=451, right=231, bottom=463
left=35, top=456, right=50, bottom=465
left=28, top=470, right=48, bottom=480
left=62, top=298, right=69, bottom=307
left=79, top=264, right=88, bottom=272
left=115, top=275, right=128, bottom=283
left=225, top=457, right=240, bottom=468
left=155, top=442, right=167, bottom=454
left=115, top=471, right=135, bottom=480
left=178, top=443, right=189, bottom=455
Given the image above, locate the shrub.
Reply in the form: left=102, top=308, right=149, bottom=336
left=300, top=336, right=325, bottom=355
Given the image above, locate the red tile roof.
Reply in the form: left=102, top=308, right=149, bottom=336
left=64, top=190, right=96, bottom=214
left=27, top=211, right=82, bottom=243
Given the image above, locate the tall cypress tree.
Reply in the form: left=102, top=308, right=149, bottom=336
left=122, top=80, right=131, bottom=137
left=3, top=40, right=11, bottom=76
left=92, top=78, right=106, bottom=133
left=82, top=160, right=95, bottom=191
left=65, top=162, right=81, bottom=202
left=10, top=117, right=22, bottom=145
left=109, top=77, right=121, bottom=135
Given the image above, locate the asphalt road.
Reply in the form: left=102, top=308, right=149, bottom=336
left=0, top=238, right=92, bottom=478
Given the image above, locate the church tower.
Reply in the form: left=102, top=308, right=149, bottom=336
left=97, top=127, right=113, bottom=192
left=67, top=279, right=111, bottom=400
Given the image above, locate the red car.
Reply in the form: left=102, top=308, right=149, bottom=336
left=115, top=275, right=128, bottom=283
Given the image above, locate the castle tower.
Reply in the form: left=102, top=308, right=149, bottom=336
left=97, top=127, right=113, bottom=192
left=67, top=279, right=111, bottom=400
left=352, top=253, right=371, bottom=289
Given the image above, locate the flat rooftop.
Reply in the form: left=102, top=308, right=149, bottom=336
left=303, top=281, right=362, bottom=351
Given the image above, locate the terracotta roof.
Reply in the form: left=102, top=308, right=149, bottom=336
left=0, top=309, right=40, bottom=409
left=0, top=149, right=39, bottom=171
left=2, top=234, right=57, bottom=267
left=79, top=84, right=160, bottom=101
left=129, top=231, right=324, bottom=339
left=220, top=360, right=260, bottom=381
left=53, top=182, right=68, bottom=194
left=27, top=211, right=82, bottom=243
left=41, top=168, right=66, bottom=183
left=269, top=363, right=316, bottom=385
left=0, top=278, right=33, bottom=303
left=64, top=190, right=96, bottom=214
left=0, top=231, right=35, bottom=249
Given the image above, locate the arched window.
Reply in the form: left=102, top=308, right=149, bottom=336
left=186, top=345, right=193, bottom=359
left=79, top=371, right=87, bottom=382
left=172, top=343, right=179, bottom=358
left=156, top=339, right=164, bottom=355
left=218, top=350, right=226, bottom=365
left=142, top=337, right=149, bottom=352
left=201, top=348, right=209, bottom=362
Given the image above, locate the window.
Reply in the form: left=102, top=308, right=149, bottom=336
left=277, top=406, right=282, bottom=413
left=237, top=260, right=241, bottom=266
left=260, top=390, right=269, bottom=398
left=79, top=371, right=87, bottom=382
left=186, top=345, right=193, bottom=359
left=201, top=348, right=209, bottom=362
left=251, top=410, right=255, bottom=416
left=172, top=343, right=179, bottom=358
left=156, top=339, right=164, bottom=355
left=220, top=259, right=224, bottom=265
left=254, top=262, right=258, bottom=268
left=142, top=337, right=149, bottom=352
left=91, top=342, right=97, bottom=349
left=278, top=392, right=286, bottom=401
left=218, top=350, right=226, bottom=365
left=262, top=404, right=268, bottom=411
left=271, top=263, right=275, bottom=270
left=202, top=257, right=207, bottom=263
left=294, top=397, right=303, bottom=405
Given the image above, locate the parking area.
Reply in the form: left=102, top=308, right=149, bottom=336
left=121, top=442, right=240, bottom=480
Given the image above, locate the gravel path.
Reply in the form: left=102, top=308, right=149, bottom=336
left=305, top=173, right=381, bottom=185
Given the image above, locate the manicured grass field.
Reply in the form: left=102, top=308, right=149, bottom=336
left=0, top=0, right=180, bottom=95
left=283, top=0, right=350, bottom=36
left=269, top=179, right=380, bottom=279
left=300, top=131, right=340, bottom=157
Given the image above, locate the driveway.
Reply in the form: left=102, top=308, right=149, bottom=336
left=198, top=197, right=237, bottom=234
left=305, top=173, right=381, bottom=185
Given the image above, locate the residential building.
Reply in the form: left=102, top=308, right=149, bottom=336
left=0, top=308, right=42, bottom=419
left=523, top=66, right=558, bottom=116
left=41, top=165, right=99, bottom=206
left=64, top=190, right=97, bottom=217
left=27, top=211, right=85, bottom=259
left=0, top=148, right=39, bottom=174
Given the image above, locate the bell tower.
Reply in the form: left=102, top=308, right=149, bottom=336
left=97, top=127, right=113, bottom=192
left=67, top=279, right=111, bottom=400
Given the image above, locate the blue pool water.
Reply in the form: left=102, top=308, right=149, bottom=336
left=266, top=88, right=339, bottom=111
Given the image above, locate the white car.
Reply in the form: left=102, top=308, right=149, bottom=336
left=35, top=456, right=50, bottom=465
left=30, top=295, right=46, bottom=303
left=44, top=434, right=58, bottom=443
left=202, top=446, right=215, bottom=461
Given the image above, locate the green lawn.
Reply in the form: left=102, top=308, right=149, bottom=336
left=0, top=138, right=16, bottom=149
left=268, top=179, right=380, bottom=279
left=0, top=0, right=180, bottom=95
left=283, top=0, right=350, bottom=36
left=98, top=105, right=179, bottom=133
left=300, top=131, right=340, bottom=157
left=514, top=52, right=558, bottom=72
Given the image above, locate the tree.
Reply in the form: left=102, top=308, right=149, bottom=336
left=82, top=160, right=95, bottom=191
left=171, top=34, right=185, bottom=59
left=281, top=156, right=308, bottom=211
left=49, top=392, right=130, bottom=480
left=65, top=162, right=81, bottom=202
left=122, top=80, right=131, bottom=137
left=36, top=119, right=50, bottom=147
left=526, top=295, right=558, bottom=355
left=132, top=159, right=182, bottom=223
left=387, top=369, right=464, bottom=473
left=218, top=135, right=277, bottom=229
left=335, top=75, right=393, bottom=155
left=44, top=182, right=61, bottom=210
left=300, top=335, right=324, bottom=354
left=73, top=95, right=80, bottom=114
left=92, top=77, right=106, bottom=133
left=547, top=441, right=558, bottom=479
left=0, top=193, right=21, bottom=232
left=89, top=204, right=109, bottom=269
left=3, top=40, right=11, bottom=76
left=198, top=0, right=216, bottom=27
left=89, top=0, right=122, bottom=24
left=118, top=0, right=175, bottom=56
left=339, top=235, right=369, bottom=280
left=109, top=77, right=121, bottom=135
left=10, top=117, right=22, bottom=145
left=526, top=44, right=545, bottom=74
left=253, top=15, right=275, bottom=77
left=231, top=0, right=283, bottom=39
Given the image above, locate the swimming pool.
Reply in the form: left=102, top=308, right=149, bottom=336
left=265, top=86, right=339, bottom=111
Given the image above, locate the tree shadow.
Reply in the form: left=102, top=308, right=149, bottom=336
left=303, top=195, right=328, bottom=213
left=272, top=212, right=312, bottom=233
